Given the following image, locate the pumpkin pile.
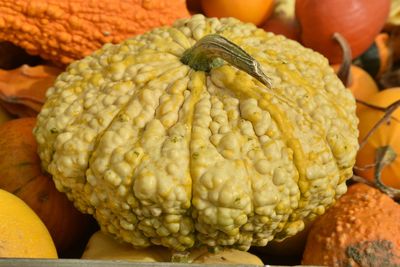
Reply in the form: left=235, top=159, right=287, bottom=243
left=0, top=1, right=399, bottom=266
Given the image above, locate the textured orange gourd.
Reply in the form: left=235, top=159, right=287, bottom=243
left=302, top=183, right=400, bottom=266
left=0, top=0, right=190, bottom=65
left=355, top=89, right=400, bottom=189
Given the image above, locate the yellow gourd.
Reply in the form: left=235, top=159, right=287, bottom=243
left=34, top=15, right=359, bottom=252
left=82, top=231, right=264, bottom=265
left=0, top=189, right=57, bottom=258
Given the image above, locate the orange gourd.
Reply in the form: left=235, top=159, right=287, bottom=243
left=200, top=0, right=275, bottom=26
left=302, top=183, right=400, bottom=266
left=295, top=0, right=391, bottom=64
left=332, top=64, right=379, bottom=102
left=0, top=0, right=190, bottom=65
left=0, top=118, right=97, bottom=257
left=355, top=88, right=400, bottom=189
left=373, top=33, right=391, bottom=78
left=353, top=33, right=392, bottom=79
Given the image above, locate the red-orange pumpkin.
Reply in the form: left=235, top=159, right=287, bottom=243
left=295, top=0, right=391, bottom=64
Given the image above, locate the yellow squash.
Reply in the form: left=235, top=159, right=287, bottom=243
left=34, top=15, right=359, bottom=252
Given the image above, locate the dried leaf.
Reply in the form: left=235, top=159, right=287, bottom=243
left=0, top=64, right=63, bottom=116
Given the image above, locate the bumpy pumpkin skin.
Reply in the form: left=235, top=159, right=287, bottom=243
left=302, top=183, right=400, bottom=266
left=0, top=0, right=190, bottom=65
left=34, top=15, right=359, bottom=251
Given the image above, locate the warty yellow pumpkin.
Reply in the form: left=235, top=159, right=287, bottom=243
left=33, top=14, right=359, bottom=252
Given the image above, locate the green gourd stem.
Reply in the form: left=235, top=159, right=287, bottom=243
left=181, top=34, right=272, bottom=88
left=171, top=251, right=190, bottom=263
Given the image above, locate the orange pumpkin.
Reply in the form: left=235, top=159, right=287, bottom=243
left=332, top=64, right=379, bottom=102
left=200, top=0, right=275, bottom=26
left=295, top=0, right=391, bottom=64
left=302, top=182, right=400, bottom=266
left=0, top=118, right=97, bottom=257
left=353, top=33, right=392, bottom=79
left=355, top=88, right=400, bottom=188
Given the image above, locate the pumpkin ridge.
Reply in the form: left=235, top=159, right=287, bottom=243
left=40, top=38, right=185, bottom=187
left=210, top=64, right=342, bottom=227
left=81, top=60, right=194, bottom=249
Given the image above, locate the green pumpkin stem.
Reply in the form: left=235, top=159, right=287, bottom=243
left=181, top=34, right=272, bottom=88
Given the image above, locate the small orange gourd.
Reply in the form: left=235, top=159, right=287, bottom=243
left=200, top=0, right=275, bottom=26
left=355, top=88, right=400, bottom=189
left=353, top=33, right=392, bottom=79
left=332, top=64, right=379, bottom=102
left=302, top=183, right=400, bottom=266
left=0, top=0, right=190, bottom=65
